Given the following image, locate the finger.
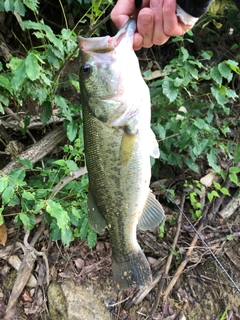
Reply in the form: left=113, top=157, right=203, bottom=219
left=137, top=8, right=154, bottom=48
left=162, top=0, right=188, bottom=36
left=133, top=33, right=143, bottom=50
left=111, top=0, right=137, bottom=29
left=111, top=0, right=151, bottom=29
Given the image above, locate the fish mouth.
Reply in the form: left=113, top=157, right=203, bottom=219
left=78, top=19, right=136, bottom=53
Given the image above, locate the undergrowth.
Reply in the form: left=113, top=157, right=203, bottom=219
left=0, top=0, right=239, bottom=247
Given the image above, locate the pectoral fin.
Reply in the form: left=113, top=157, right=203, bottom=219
left=149, top=129, right=160, bottom=158
left=120, top=132, right=137, bottom=166
left=138, top=191, right=165, bottom=230
left=87, top=190, right=106, bottom=234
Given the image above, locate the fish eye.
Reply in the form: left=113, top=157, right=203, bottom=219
left=80, top=63, right=92, bottom=77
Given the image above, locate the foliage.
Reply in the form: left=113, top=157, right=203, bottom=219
left=0, top=0, right=113, bottom=247
left=149, top=39, right=239, bottom=175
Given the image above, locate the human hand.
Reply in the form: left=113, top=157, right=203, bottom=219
left=111, top=0, right=194, bottom=50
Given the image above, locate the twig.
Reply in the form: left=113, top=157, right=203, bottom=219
left=163, top=203, right=210, bottom=301
left=5, top=219, right=46, bottom=319
left=51, top=167, right=88, bottom=198
left=0, top=125, right=66, bottom=176
left=147, top=193, right=186, bottom=320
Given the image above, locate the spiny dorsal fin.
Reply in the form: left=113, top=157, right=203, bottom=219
left=138, top=191, right=165, bottom=230
left=87, top=189, right=106, bottom=234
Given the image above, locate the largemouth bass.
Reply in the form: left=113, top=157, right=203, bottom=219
left=78, top=19, right=164, bottom=289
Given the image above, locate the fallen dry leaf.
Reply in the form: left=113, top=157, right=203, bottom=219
left=0, top=222, right=7, bottom=246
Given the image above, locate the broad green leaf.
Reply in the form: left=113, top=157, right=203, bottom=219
left=207, top=150, right=221, bottom=173
left=0, top=177, right=8, bottom=193
left=22, top=191, right=35, bottom=201
left=15, top=157, right=33, bottom=169
left=2, top=186, right=14, bottom=205
left=8, top=194, right=20, bottom=207
left=4, top=0, right=14, bottom=12
left=0, top=75, right=12, bottom=93
left=162, top=77, right=179, bottom=103
left=87, top=229, right=97, bottom=249
left=218, top=61, right=233, bottom=82
left=40, top=101, right=52, bottom=125
left=0, top=102, right=4, bottom=114
left=9, top=168, right=26, bottom=181
left=80, top=217, right=88, bottom=239
left=25, top=53, right=41, bottom=81
left=220, top=187, right=230, bottom=196
left=55, top=95, right=72, bottom=121
left=35, top=189, right=48, bottom=199
left=11, top=59, right=27, bottom=92
left=23, top=0, right=39, bottom=12
left=34, top=199, right=45, bottom=213
left=19, top=212, right=36, bottom=230
left=46, top=199, right=70, bottom=227
left=229, top=167, right=240, bottom=173
left=0, top=1, right=4, bottom=11
left=65, top=160, right=78, bottom=172
left=193, top=118, right=210, bottom=131
left=211, top=85, right=228, bottom=106
left=210, top=66, right=222, bottom=85
left=213, top=181, right=221, bottom=190
left=14, top=0, right=25, bottom=15
left=0, top=94, right=9, bottom=107
left=229, top=173, right=239, bottom=186
left=66, top=121, right=78, bottom=142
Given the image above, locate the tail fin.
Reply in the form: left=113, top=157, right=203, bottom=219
left=112, top=250, right=152, bottom=289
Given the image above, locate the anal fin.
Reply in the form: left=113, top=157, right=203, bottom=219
left=87, top=190, right=106, bottom=234
left=138, top=191, right=165, bottom=230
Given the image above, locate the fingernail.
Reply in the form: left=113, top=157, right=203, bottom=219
left=139, top=12, right=153, bottom=24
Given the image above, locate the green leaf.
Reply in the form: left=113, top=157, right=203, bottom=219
left=207, top=150, right=221, bottom=172
left=80, top=217, right=88, bottom=239
left=55, top=95, right=72, bottom=121
left=211, top=85, right=228, bottom=106
left=4, top=0, right=14, bottom=12
left=40, top=101, right=52, bottom=125
left=9, top=168, right=26, bottom=181
left=2, top=186, right=14, bottom=205
left=0, top=177, right=8, bottom=193
left=18, top=212, right=36, bottom=230
left=87, top=229, right=97, bottom=249
left=229, top=173, right=239, bottom=186
left=25, top=53, right=41, bottom=81
left=15, top=157, right=33, bottom=169
left=229, top=167, right=240, bottom=173
left=193, top=118, right=210, bottom=131
left=220, top=187, right=230, bottom=196
left=162, top=77, right=179, bottom=103
left=23, top=0, right=39, bottom=12
left=210, top=66, right=222, bottom=85
left=11, top=59, right=27, bottom=92
left=46, top=200, right=71, bottom=241
left=0, top=75, right=12, bottom=93
left=34, top=199, right=45, bottom=213
left=65, top=160, right=78, bottom=172
left=22, top=191, right=35, bottom=201
left=218, top=61, right=233, bottom=83
left=66, top=121, right=78, bottom=142
left=226, top=235, right=233, bottom=241
left=14, top=0, right=25, bottom=15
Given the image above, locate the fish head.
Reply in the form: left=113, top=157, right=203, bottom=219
left=78, top=19, right=142, bottom=124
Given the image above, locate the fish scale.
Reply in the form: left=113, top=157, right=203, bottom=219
left=78, top=19, right=165, bottom=289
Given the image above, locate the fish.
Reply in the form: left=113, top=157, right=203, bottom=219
left=78, top=19, right=164, bottom=289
